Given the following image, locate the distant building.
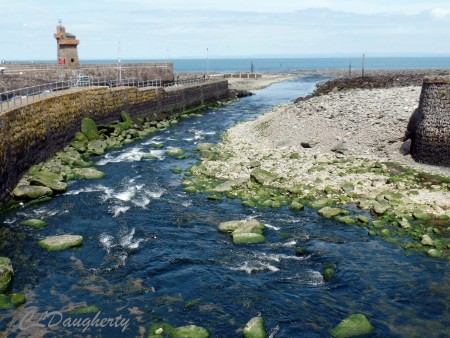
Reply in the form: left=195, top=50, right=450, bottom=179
left=54, top=20, right=79, bottom=66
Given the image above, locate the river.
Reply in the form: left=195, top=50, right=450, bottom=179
left=0, top=75, right=449, bottom=337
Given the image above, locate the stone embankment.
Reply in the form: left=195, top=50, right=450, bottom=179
left=187, top=75, right=450, bottom=259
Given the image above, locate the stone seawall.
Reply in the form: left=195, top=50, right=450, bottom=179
left=0, top=80, right=228, bottom=203
left=408, top=77, right=450, bottom=166
left=0, top=63, right=174, bottom=92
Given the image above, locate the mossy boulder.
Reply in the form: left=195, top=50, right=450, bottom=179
left=0, top=294, right=14, bottom=310
left=218, top=219, right=263, bottom=233
left=10, top=293, right=26, bottom=306
left=323, top=268, right=335, bottom=281
left=289, top=201, right=304, bottom=211
left=243, top=317, right=266, bottom=338
left=30, top=171, right=67, bottom=193
left=166, top=148, right=185, bottom=157
left=12, top=185, right=53, bottom=200
left=81, top=118, right=99, bottom=141
left=0, top=257, right=13, bottom=293
left=197, top=143, right=214, bottom=152
left=231, top=220, right=265, bottom=235
left=20, top=219, right=47, bottom=228
left=171, top=325, right=209, bottom=338
left=371, top=201, right=390, bottom=215
left=330, top=314, right=374, bottom=338
left=37, top=235, right=83, bottom=251
left=232, top=233, right=266, bottom=245
left=87, top=140, right=107, bottom=156
left=413, top=211, right=432, bottom=221
left=250, top=168, right=277, bottom=185
left=64, top=305, right=100, bottom=315
left=69, top=168, right=106, bottom=180
left=310, top=198, right=331, bottom=209
left=318, top=207, right=344, bottom=219
left=213, top=178, right=248, bottom=193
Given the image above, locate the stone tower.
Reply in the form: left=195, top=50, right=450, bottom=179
left=54, top=20, right=79, bottom=66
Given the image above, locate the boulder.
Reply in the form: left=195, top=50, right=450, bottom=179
left=81, top=118, right=99, bottom=141
left=243, top=317, right=266, bottom=338
left=218, top=219, right=262, bottom=233
left=231, top=220, right=265, bottom=235
left=69, top=168, right=106, bottom=180
left=197, top=143, right=214, bottom=152
left=20, top=219, right=47, bottom=228
left=166, top=148, right=185, bottom=157
left=0, top=294, right=13, bottom=310
left=10, top=293, right=26, bottom=306
left=371, top=201, right=390, bottom=215
left=331, top=142, right=349, bottom=155
left=0, top=257, right=13, bottom=293
left=87, top=140, right=107, bottom=156
left=232, top=233, right=266, bottom=245
left=250, top=168, right=277, bottom=185
left=37, top=235, right=83, bottom=251
left=171, top=325, right=209, bottom=338
left=12, top=185, right=53, bottom=199
left=330, top=314, right=374, bottom=338
left=30, top=171, right=67, bottom=193
left=421, top=234, right=434, bottom=246
left=310, top=198, right=331, bottom=209
left=318, top=207, right=344, bottom=219
left=289, top=201, right=304, bottom=211
left=213, top=178, right=248, bottom=193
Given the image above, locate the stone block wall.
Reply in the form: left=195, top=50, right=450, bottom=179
left=409, top=76, right=450, bottom=166
left=0, top=80, right=228, bottom=203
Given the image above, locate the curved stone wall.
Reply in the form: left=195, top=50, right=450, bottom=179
left=0, top=80, right=228, bottom=203
left=408, top=76, right=450, bottom=166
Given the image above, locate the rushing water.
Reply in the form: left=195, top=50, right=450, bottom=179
left=0, top=76, right=449, bottom=337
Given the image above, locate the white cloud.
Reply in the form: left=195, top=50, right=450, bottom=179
left=430, top=8, right=450, bottom=20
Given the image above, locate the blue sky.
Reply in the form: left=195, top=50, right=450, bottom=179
left=1, top=0, right=450, bottom=60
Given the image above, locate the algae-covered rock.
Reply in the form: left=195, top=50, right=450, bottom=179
left=355, top=215, right=370, bottom=224
left=337, top=216, right=356, bottom=225
left=289, top=201, right=304, bottom=211
left=318, top=207, right=344, bottom=219
left=0, top=257, right=13, bottom=293
left=81, top=118, right=99, bottom=141
left=10, top=293, right=26, bottom=306
left=413, top=211, right=432, bottom=221
left=64, top=305, right=100, bottom=315
left=330, top=314, right=374, bottom=338
left=166, top=148, right=185, bottom=157
left=213, top=178, right=248, bottom=193
left=250, top=168, right=277, bottom=185
left=219, top=219, right=262, bottom=233
left=87, top=140, right=107, bottom=156
left=231, top=220, right=265, bottom=235
left=427, top=248, right=442, bottom=258
left=171, top=325, right=209, bottom=338
left=421, top=234, right=434, bottom=246
left=310, top=198, right=331, bottom=209
left=30, top=171, right=67, bottom=192
left=232, top=233, right=266, bottom=245
left=0, top=294, right=14, bottom=310
left=197, top=143, right=214, bottom=152
left=243, top=316, right=266, bottom=338
left=20, top=219, right=47, bottom=228
left=69, top=168, right=106, bottom=180
left=371, top=201, right=390, bottom=215
left=37, top=235, right=83, bottom=251
left=12, top=185, right=53, bottom=199
left=323, top=268, right=335, bottom=281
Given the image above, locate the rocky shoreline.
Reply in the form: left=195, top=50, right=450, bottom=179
left=186, top=73, right=450, bottom=260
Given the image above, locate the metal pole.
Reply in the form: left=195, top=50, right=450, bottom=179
left=118, top=41, right=122, bottom=85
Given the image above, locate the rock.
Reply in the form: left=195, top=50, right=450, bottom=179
left=171, top=325, right=209, bottom=338
left=218, top=219, right=262, bottom=233
left=341, top=181, right=355, bottom=193
left=233, top=233, right=266, bottom=245
left=87, top=140, right=107, bottom=156
left=0, top=257, right=13, bottom=293
left=166, top=148, right=185, bottom=157
left=413, top=211, right=432, bottom=221
left=323, top=268, right=335, bottom=281
left=289, top=201, right=304, bottom=211
left=243, top=317, right=266, bottom=338
left=400, top=139, right=412, bottom=155
left=30, top=171, right=67, bottom=193
left=287, top=185, right=303, bottom=194
left=318, top=206, right=344, bottom=218
left=69, top=168, right=106, bottom=180
left=73, top=131, right=88, bottom=142
left=231, top=220, right=265, bottom=235
left=184, top=186, right=197, bottom=193
left=0, top=294, right=14, bottom=310
left=300, top=141, right=317, bottom=148
left=421, top=234, right=434, bottom=246
left=12, top=185, right=53, bottom=199
left=399, top=218, right=411, bottom=229
left=355, top=215, right=370, bottom=224
left=65, top=305, right=100, bottom=315
left=331, top=142, right=349, bottom=155
left=37, top=235, right=83, bottom=251
left=70, top=140, right=88, bottom=152
left=250, top=168, right=277, bottom=185
left=337, top=216, right=356, bottom=225
left=371, top=201, right=390, bottom=215
left=213, top=178, right=248, bottom=193
left=427, top=248, right=441, bottom=258
left=150, top=143, right=164, bottom=149
left=141, top=154, right=158, bottom=160
left=330, top=314, right=374, bottom=338
left=81, top=118, right=99, bottom=141
left=310, top=198, right=331, bottom=209
left=11, top=293, right=26, bottom=306
left=171, top=168, right=182, bottom=174
left=197, top=143, right=214, bottom=152
left=20, top=219, right=47, bottom=228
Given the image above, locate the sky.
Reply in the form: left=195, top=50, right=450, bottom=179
left=1, top=0, right=450, bottom=60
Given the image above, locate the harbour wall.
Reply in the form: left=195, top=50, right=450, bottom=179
left=0, top=80, right=229, bottom=203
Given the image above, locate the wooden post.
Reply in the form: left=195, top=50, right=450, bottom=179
left=362, top=53, right=365, bottom=78
left=349, top=60, right=352, bottom=76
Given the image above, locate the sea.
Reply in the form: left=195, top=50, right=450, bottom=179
left=9, top=57, right=450, bottom=73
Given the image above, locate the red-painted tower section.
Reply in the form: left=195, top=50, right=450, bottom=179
left=54, top=20, right=79, bottom=66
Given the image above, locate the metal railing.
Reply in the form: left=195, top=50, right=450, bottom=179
left=0, top=76, right=212, bottom=112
